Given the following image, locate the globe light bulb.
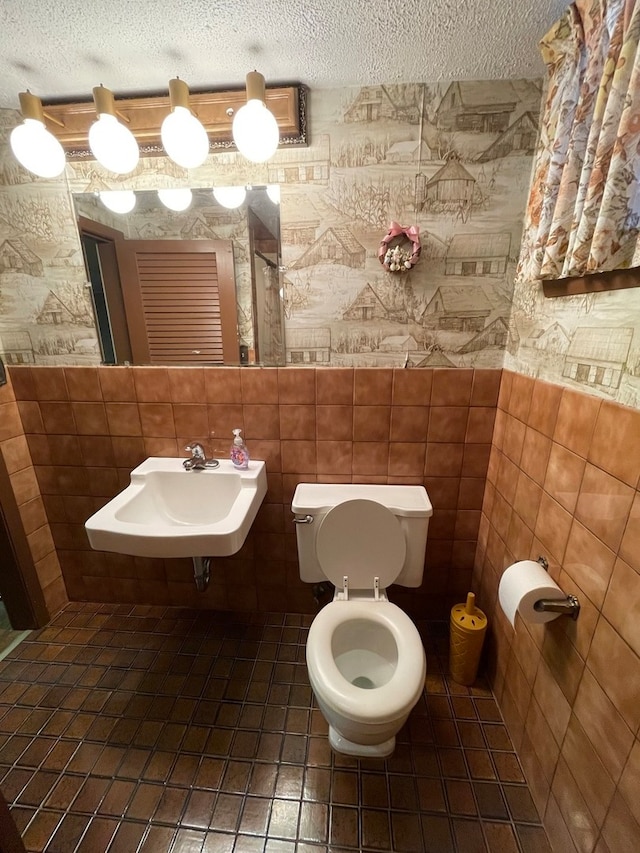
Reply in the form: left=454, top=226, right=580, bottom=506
left=213, top=186, right=247, bottom=209
left=161, top=106, right=209, bottom=169
left=266, top=184, right=280, bottom=205
left=89, top=113, right=139, bottom=175
left=232, top=99, right=279, bottom=163
left=10, top=118, right=66, bottom=178
left=99, top=190, right=137, bottom=214
left=157, top=188, right=193, bottom=211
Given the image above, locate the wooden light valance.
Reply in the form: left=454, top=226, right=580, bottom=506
left=40, top=84, right=307, bottom=159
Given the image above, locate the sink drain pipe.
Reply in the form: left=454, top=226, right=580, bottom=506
left=192, top=557, right=211, bottom=592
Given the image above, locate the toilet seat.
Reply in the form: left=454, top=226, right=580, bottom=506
left=315, top=499, right=406, bottom=591
left=306, top=599, right=426, bottom=725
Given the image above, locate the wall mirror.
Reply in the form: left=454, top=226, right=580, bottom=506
left=72, top=186, right=285, bottom=366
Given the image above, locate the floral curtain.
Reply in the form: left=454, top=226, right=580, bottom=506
left=517, top=0, right=640, bottom=282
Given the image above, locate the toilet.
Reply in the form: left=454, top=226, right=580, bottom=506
left=292, top=483, right=433, bottom=758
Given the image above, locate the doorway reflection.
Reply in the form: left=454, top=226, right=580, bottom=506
left=73, top=186, right=285, bottom=366
left=0, top=597, right=29, bottom=662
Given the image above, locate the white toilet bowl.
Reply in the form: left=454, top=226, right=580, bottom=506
left=306, top=598, right=426, bottom=757
left=292, top=486, right=433, bottom=758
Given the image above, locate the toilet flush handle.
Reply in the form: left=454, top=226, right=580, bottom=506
left=293, top=515, right=314, bottom=524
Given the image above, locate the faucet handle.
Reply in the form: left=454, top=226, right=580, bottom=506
left=185, top=442, right=206, bottom=458
left=183, top=442, right=220, bottom=470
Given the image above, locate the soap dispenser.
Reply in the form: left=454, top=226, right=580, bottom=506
left=230, top=428, right=250, bottom=469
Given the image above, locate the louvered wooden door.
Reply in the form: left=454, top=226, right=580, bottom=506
left=115, top=239, right=238, bottom=364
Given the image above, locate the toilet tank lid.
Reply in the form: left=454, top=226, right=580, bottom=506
left=292, top=483, right=433, bottom=518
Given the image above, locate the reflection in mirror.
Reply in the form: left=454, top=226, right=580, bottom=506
left=72, top=186, right=285, bottom=366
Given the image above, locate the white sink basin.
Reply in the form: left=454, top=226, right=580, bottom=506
left=85, top=457, right=267, bottom=558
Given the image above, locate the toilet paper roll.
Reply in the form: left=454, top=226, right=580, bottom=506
left=498, top=560, right=565, bottom=627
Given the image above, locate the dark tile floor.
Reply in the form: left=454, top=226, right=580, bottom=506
left=0, top=603, right=551, bottom=853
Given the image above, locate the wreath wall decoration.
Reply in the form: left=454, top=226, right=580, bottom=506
left=378, top=222, right=421, bottom=273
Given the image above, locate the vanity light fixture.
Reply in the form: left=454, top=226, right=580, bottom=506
left=212, top=185, right=247, bottom=209
left=160, top=78, right=209, bottom=168
left=99, top=190, right=137, bottom=214
left=157, top=187, right=193, bottom=211
left=232, top=71, right=280, bottom=163
left=9, top=92, right=66, bottom=178
left=89, top=85, right=140, bottom=174
left=12, top=84, right=305, bottom=164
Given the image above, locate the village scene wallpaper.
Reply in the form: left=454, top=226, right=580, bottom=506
left=1, top=78, right=640, bottom=408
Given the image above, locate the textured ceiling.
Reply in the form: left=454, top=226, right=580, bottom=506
left=0, top=0, right=568, bottom=109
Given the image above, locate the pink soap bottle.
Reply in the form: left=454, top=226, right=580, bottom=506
left=230, top=429, right=250, bottom=469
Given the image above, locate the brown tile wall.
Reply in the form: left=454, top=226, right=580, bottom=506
left=7, top=365, right=500, bottom=618
left=6, top=363, right=640, bottom=848
left=473, top=370, right=640, bottom=852
left=0, top=375, right=67, bottom=618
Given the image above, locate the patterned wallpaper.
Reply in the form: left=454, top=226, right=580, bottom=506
left=271, top=81, right=542, bottom=373
left=4, top=78, right=636, bottom=408
left=508, top=271, right=640, bottom=410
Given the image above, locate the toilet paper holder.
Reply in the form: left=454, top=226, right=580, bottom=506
left=533, top=556, right=580, bottom=621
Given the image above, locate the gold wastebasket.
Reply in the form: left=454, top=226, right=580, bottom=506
left=449, top=592, right=487, bottom=686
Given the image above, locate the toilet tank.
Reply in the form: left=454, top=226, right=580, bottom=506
left=292, top=483, right=433, bottom=587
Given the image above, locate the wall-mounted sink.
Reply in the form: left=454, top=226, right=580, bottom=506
left=85, top=457, right=267, bottom=558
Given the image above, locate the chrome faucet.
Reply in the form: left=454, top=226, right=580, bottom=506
left=183, top=442, right=219, bottom=471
